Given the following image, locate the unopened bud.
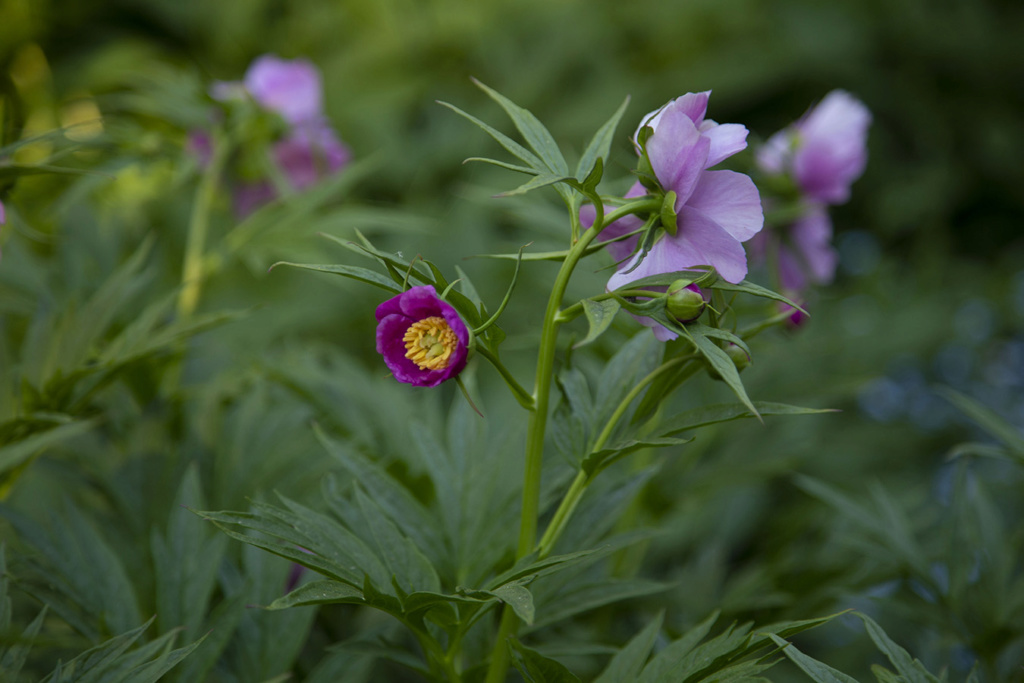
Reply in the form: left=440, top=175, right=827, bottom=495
left=666, top=280, right=706, bottom=324
left=708, top=343, right=751, bottom=380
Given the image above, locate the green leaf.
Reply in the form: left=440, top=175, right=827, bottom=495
left=855, top=613, right=941, bottom=683
left=713, top=280, right=809, bottom=316
left=437, top=101, right=545, bottom=171
left=532, top=579, right=670, bottom=630
left=576, top=96, right=630, bottom=181
left=768, top=634, right=860, bottom=683
left=492, top=582, right=536, bottom=625
left=0, top=419, right=96, bottom=476
left=574, top=299, right=621, bottom=348
left=655, top=402, right=835, bottom=437
left=463, top=157, right=540, bottom=175
left=497, top=173, right=576, bottom=197
left=269, top=262, right=402, bottom=293
left=267, top=580, right=365, bottom=610
left=353, top=487, right=442, bottom=594
left=937, top=386, right=1024, bottom=457
left=472, top=79, right=568, bottom=176
left=680, top=325, right=759, bottom=419
left=637, top=611, right=720, bottom=682
left=508, top=638, right=581, bottom=683
left=593, top=612, right=664, bottom=683
left=583, top=436, right=692, bottom=476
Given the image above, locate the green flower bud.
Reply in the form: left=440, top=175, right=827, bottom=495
left=708, top=343, right=751, bottom=381
left=666, top=280, right=706, bottom=324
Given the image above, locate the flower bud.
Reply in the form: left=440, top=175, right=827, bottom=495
left=666, top=280, right=706, bottom=324
left=708, top=343, right=751, bottom=381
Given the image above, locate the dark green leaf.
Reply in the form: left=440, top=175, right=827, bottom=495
left=267, top=580, right=365, bottom=610
left=508, top=638, right=581, bottom=683
left=594, top=612, right=664, bottom=683
left=269, top=262, right=402, bottom=293
left=768, top=634, right=859, bottom=683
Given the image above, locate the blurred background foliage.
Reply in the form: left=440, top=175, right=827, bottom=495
left=0, top=0, right=1022, bottom=680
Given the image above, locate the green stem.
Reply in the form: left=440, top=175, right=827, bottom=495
left=475, top=345, right=534, bottom=410
left=484, top=193, right=661, bottom=683
left=535, top=355, right=694, bottom=558
left=178, top=131, right=229, bottom=318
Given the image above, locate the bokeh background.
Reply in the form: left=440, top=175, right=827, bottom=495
left=1, top=0, right=1023, bottom=680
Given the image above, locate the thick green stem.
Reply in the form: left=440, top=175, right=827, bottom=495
left=178, top=131, right=229, bottom=318
left=484, top=193, right=659, bottom=683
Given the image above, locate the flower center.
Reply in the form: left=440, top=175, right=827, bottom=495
left=403, top=316, right=458, bottom=370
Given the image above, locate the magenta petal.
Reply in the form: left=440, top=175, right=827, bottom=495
left=646, top=112, right=711, bottom=207
left=701, top=122, right=749, bottom=167
left=374, top=286, right=469, bottom=387
left=686, top=170, right=764, bottom=242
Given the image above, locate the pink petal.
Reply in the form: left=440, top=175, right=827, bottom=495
left=646, top=111, right=710, bottom=207
left=608, top=207, right=748, bottom=288
left=790, top=206, right=837, bottom=284
left=702, top=122, right=749, bottom=167
left=686, top=170, right=764, bottom=242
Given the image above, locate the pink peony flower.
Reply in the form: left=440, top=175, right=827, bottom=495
left=375, top=286, right=470, bottom=387
left=589, top=92, right=763, bottom=288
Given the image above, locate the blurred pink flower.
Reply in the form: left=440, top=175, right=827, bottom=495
left=200, top=55, right=351, bottom=217
left=754, top=91, right=871, bottom=291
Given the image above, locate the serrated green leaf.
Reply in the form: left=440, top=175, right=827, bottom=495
left=768, top=634, right=860, bottom=683
left=574, top=299, right=620, bottom=349
left=269, top=262, right=402, bottom=293
left=353, top=487, right=442, bottom=594
left=594, top=612, right=664, bottom=683
left=267, top=580, right=365, bottom=610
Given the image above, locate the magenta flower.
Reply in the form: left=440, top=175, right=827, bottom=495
left=754, top=90, right=870, bottom=290
left=596, top=91, right=763, bottom=289
left=375, top=286, right=470, bottom=387
left=0, top=199, right=5, bottom=224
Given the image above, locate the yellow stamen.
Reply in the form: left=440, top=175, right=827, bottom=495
left=403, top=316, right=458, bottom=370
